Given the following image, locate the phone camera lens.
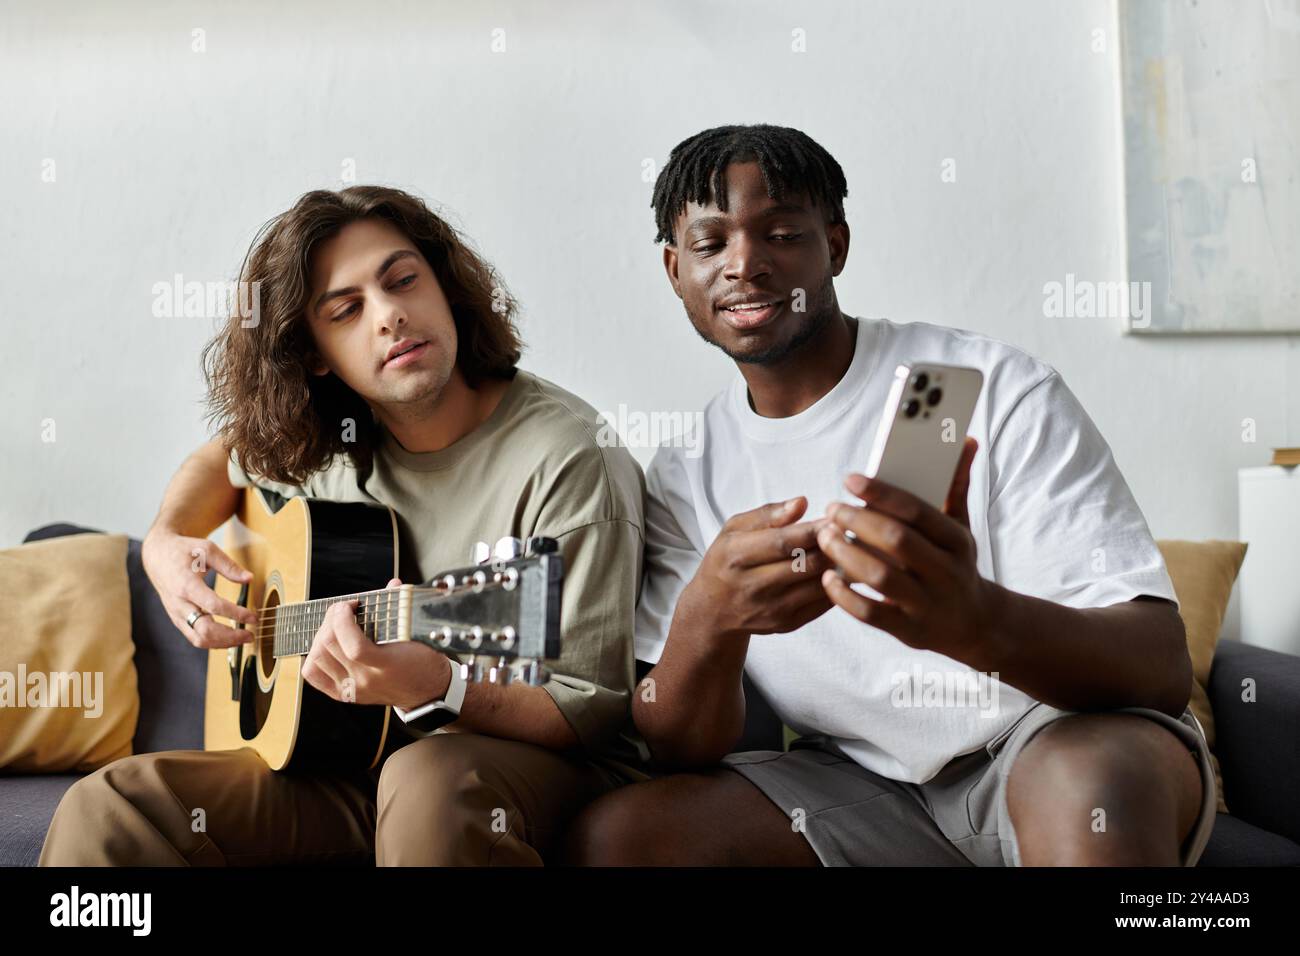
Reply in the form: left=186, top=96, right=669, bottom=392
left=927, top=387, right=942, bottom=406
left=911, top=372, right=929, bottom=392
left=903, top=399, right=921, bottom=418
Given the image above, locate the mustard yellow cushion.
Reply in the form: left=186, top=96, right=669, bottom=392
left=0, top=533, right=138, bottom=772
left=1156, top=539, right=1248, bottom=815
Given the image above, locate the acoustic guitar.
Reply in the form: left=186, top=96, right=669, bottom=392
left=204, top=485, right=563, bottom=771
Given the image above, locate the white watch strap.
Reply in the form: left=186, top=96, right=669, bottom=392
left=443, top=656, right=467, bottom=712
left=395, top=656, right=466, bottom=723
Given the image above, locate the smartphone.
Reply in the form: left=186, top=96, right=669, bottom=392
left=863, top=362, right=984, bottom=510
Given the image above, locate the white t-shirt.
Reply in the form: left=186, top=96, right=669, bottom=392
left=634, top=316, right=1178, bottom=784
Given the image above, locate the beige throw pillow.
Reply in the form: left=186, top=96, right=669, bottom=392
left=1156, top=539, right=1248, bottom=815
left=0, top=533, right=138, bottom=772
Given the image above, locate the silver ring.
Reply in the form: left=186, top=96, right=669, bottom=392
left=186, top=609, right=209, bottom=629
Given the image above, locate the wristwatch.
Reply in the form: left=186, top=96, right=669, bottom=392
left=393, top=656, right=467, bottom=733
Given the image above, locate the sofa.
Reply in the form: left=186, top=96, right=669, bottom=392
left=4, top=522, right=1298, bottom=866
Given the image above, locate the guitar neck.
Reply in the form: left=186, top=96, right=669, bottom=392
left=262, top=588, right=408, bottom=658
left=243, top=545, right=559, bottom=670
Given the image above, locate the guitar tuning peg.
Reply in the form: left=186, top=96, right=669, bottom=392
left=520, top=659, right=545, bottom=686
left=471, top=541, right=492, bottom=566
left=493, top=536, right=523, bottom=562
left=488, top=656, right=512, bottom=686
left=524, top=536, right=558, bottom=557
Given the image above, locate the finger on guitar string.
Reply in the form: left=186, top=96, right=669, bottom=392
left=172, top=605, right=255, bottom=649
left=302, top=620, right=353, bottom=694
left=326, top=599, right=381, bottom=664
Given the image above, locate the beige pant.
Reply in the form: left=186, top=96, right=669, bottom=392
left=38, top=731, right=623, bottom=866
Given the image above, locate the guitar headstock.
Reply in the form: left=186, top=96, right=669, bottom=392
left=405, top=536, right=562, bottom=687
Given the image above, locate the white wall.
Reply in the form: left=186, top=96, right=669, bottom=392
left=3, top=1, right=1296, bottom=639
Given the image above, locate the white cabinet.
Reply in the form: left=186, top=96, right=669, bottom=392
left=1238, top=467, right=1300, bottom=655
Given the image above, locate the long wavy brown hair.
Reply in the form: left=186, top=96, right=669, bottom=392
left=202, top=186, right=523, bottom=486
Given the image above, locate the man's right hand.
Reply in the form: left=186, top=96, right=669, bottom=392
left=678, top=496, right=834, bottom=640
left=141, top=529, right=259, bottom=648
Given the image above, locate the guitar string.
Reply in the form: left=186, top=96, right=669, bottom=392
left=235, top=590, right=512, bottom=634
left=237, top=604, right=519, bottom=655
left=237, top=609, right=496, bottom=642
left=220, top=582, right=517, bottom=641
left=223, top=572, right=523, bottom=631
left=226, top=574, right=520, bottom=634
left=233, top=608, right=408, bottom=640
left=236, top=601, right=410, bottom=635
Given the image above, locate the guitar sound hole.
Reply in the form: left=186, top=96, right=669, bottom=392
left=258, top=590, right=280, bottom=683
left=238, top=589, right=280, bottom=741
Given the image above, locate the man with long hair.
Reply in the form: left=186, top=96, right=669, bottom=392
left=39, top=186, right=647, bottom=866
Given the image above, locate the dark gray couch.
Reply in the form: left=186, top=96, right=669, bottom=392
left=4, top=523, right=1298, bottom=866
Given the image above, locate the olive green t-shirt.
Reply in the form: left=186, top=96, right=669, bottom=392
left=226, top=369, right=650, bottom=781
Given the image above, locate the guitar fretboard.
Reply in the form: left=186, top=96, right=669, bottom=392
left=261, top=590, right=404, bottom=658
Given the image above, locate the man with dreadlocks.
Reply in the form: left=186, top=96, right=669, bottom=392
left=563, top=124, right=1217, bottom=867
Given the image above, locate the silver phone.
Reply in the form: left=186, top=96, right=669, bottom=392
left=863, top=362, right=983, bottom=510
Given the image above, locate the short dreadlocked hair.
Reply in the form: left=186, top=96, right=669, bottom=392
left=651, top=124, right=848, bottom=245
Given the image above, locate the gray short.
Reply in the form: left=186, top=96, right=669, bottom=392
left=722, top=703, right=1218, bottom=866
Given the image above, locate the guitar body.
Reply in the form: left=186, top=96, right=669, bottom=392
left=204, top=487, right=399, bottom=771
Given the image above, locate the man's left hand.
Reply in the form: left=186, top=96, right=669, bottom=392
left=816, top=437, right=1002, bottom=668
left=302, top=577, right=452, bottom=709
